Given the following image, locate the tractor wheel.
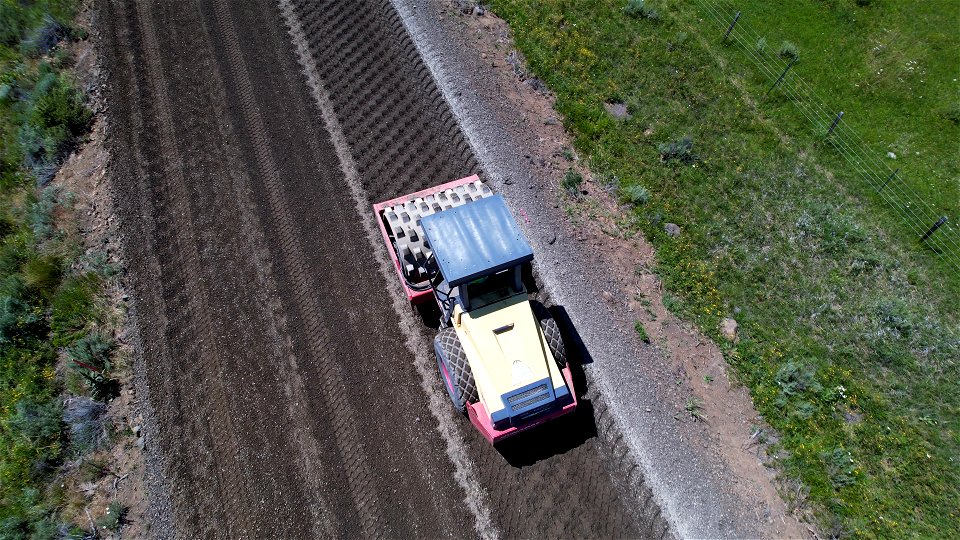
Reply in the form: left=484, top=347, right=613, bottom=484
left=532, top=301, right=567, bottom=369
left=434, top=327, right=478, bottom=413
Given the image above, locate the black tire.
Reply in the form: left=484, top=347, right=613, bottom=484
left=531, top=301, right=567, bottom=369
left=434, top=327, right=478, bottom=413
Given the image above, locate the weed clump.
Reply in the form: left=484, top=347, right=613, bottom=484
left=755, top=37, right=767, bottom=55
left=95, top=502, right=126, bottom=532
left=66, top=334, right=119, bottom=401
left=657, top=136, right=696, bottom=164
left=621, top=183, right=651, bottom=205
left=634, top=321, right=651, bottom=343
left=779, top=40, right=800, bottom=61
left=623, top=0, right=659, bottom=21
left=562, top=169, right=583, bottom=197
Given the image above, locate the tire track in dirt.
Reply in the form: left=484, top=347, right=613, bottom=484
left=117, top=0, right=257, bottom=535
left=203, top=0, right=386, bottom=536
left=101, top=0, right=482, bottom=537
left=200, top=0, right=478, bottom=535
left=286, top=0, right=644, bottom=537
left=275, top=2, right=497, bottom=537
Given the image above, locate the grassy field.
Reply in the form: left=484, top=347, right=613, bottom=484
left=487, top=0, right=959, bottom=537
left=0, top=1, right=123, bottom=537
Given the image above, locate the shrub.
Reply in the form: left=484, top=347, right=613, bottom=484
left=50, top=274, right=100, bottom=346
left=64, top=397, right=108, bottom=454
left=940, top=103, right=960, bottom=125
left=20, top=75, right=91, bottom=179
left=562, top=169, right=583, bottom=197
left=774, top=360, right=821, bottom=398
left=0, top=279, right=45, bottom=344
left=8, top=399, right=63, bottom=444
left=657, top=136, right=697, bottom=164
left=624, top=0, right=659, bottom=21
left=0, top=2, right=26, bottom=45
left=755, top=37, right=767, bottom=55
left=621, top=183, right=651, bottom=205
left=20, top=16, right=69, bottom=57
left=95, top=502, right=126, bottom=532
left=21, top=255, right=62, bottom=298
left=821, top=448, right=857, bottom=488
left=28, top=186, right=61, bottom=240
left=30, top=79, right=91, bottom=137
left=67, top=334, right=119, bottom=401
left=779, top=40, right=799, bottom=61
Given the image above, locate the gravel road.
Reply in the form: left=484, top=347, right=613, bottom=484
left=97, top=0, right=667, bottom=537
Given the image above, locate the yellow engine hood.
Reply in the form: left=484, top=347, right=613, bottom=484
left=452, top=295, right=565, bottom=416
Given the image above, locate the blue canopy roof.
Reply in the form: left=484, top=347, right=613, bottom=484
left=421, top=194, right=533, bottom=287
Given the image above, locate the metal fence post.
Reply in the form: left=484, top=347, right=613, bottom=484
left=827, top=111, right=844, bottom=137
left=723, top=11, right=741, bottom=41
left=879, top=168, right=899, bottom=192
left=766, top=59, right=797, bottom=96
left=919, top=216, right=948, bottom=243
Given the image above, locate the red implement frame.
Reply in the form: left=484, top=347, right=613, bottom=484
left=467, top=366, right=578, bottom=445
left=372, top=174, right=482, bottom=305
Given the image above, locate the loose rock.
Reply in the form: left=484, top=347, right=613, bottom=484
left=721, top=318, right=738, bottom=341
left=664, top=223, right=681, bottom=237
left=603, top=102, right=631, bottom=120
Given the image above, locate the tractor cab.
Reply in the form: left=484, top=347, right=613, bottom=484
left=421, top=194, right=533, bottom=325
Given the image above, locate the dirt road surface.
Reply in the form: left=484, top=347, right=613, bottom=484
left=97, top=0, right=665, bottom=537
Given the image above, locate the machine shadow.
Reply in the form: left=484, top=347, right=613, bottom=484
left=496, top=304, right=599, bottom=467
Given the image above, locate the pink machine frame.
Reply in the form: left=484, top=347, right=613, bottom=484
left=373, top=175, right=578, bottom=444
left=468, top=366, right=578, bottom=444
left=373, top=174, right=483, bottom=305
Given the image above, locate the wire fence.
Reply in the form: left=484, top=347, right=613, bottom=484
left=691, top=0, right=960, bottom=276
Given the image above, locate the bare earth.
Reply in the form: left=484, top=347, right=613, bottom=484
left=94, top=0, right=669, bottom=538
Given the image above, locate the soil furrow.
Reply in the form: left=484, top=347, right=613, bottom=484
left=98, top=0, right=649, bottom=537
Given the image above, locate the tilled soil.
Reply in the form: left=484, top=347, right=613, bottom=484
left=97, top=0, right=661, bottom=537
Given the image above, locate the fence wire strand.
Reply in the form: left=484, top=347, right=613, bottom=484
left=690, top=0, right=960, bottom=275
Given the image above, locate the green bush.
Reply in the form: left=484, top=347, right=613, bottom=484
left=30, top=79, right=90, bottom=136
left=621, top=183, right=650, bottom=205
left=67, top=333, right=118, bottom=401
left=95, top=502, right=126, bottom=532
left=7, top=398, right=63, bottom=444
left=0, top=279, right=46, bottom=345
left=657, top=136, right=696, bottom=164
left=21, top=255, right=62, bottom=298
left=49, top=274, right=100, bottom=346
left=0, top=2, right=27, bottom=45
left=624, top=0, right=658, bottom=21
left=779, top=40, right=800, bottom=61
left=28, top=186, right=60, bottom=239
left=18, top=74, right=91, bottom=180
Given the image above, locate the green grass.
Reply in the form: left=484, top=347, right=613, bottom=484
left=0, top=1, right=104, bottom=537
left=488, top=0, right=959, bottom=537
